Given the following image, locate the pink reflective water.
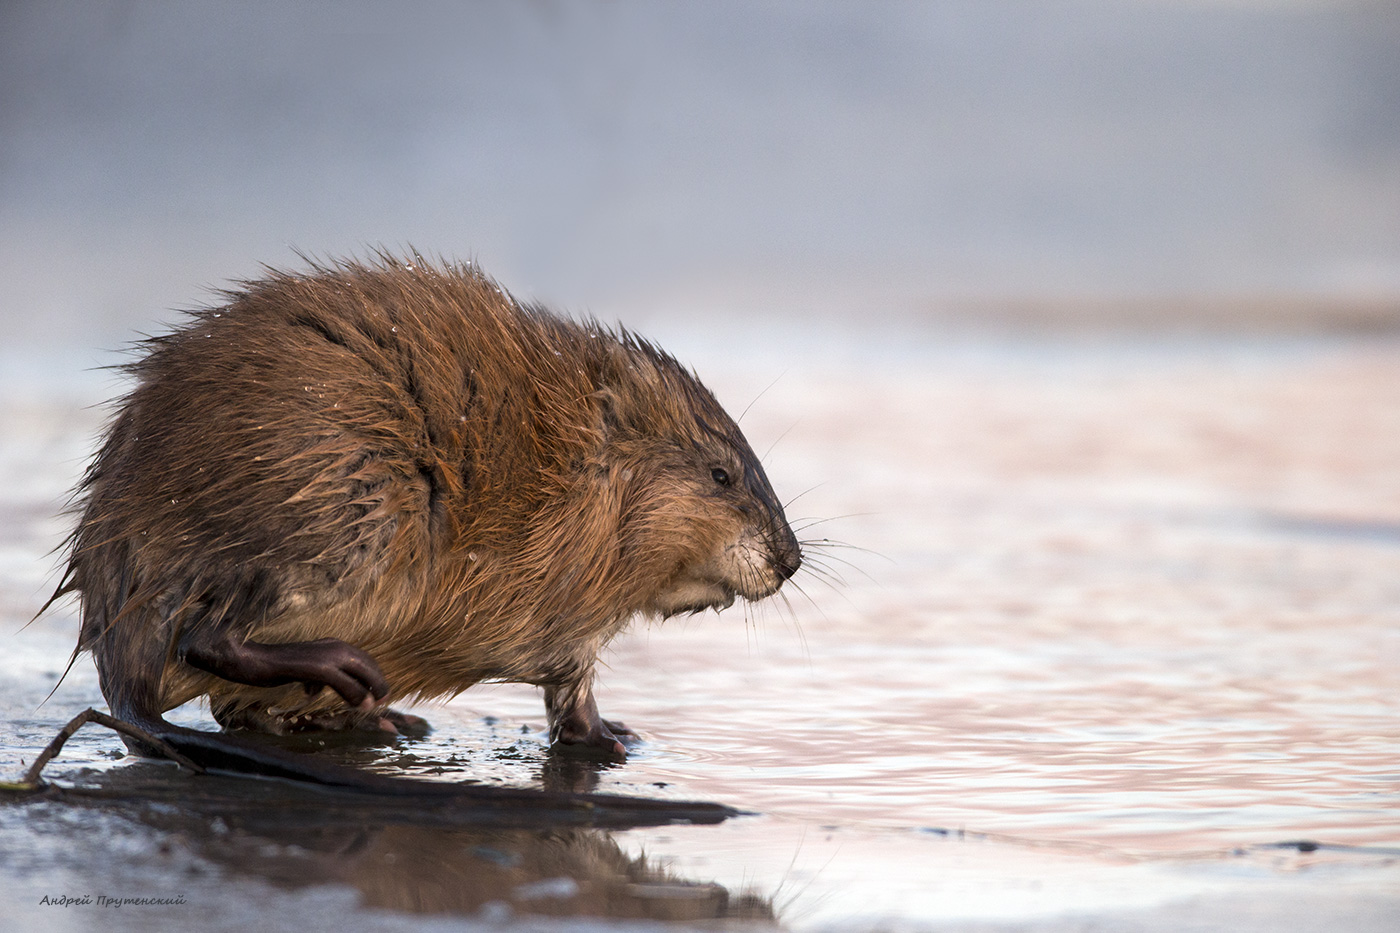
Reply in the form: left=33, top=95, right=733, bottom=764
left=637, top=332, right=1400, bottom=854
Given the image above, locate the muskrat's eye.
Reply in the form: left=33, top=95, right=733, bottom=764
left=711, top=467, right=732, bottom=487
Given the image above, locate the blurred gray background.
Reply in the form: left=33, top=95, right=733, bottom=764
left=3, top=0, right=1399, bottom=349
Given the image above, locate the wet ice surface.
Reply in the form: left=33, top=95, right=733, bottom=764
left=2, top=329, right=1398, bottom=931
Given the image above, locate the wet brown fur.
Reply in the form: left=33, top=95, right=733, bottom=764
left=57, top=256, right=800, bottom=752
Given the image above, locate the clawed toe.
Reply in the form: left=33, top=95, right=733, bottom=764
left=601, top=719, right=638, bottom=742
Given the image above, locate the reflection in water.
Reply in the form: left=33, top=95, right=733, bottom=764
left=16, top=762, right=774, bottom=924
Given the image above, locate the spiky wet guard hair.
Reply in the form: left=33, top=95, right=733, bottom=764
left=61, top=254, right=795, bottom=726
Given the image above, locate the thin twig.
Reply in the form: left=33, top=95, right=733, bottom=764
left=21, top=708, right=205, bottom=786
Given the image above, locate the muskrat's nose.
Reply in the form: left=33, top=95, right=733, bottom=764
left=766, top=518, right=803, bottom=582
left=773, top=555, right=800, bottom=581
left=770, top=540, right=802, bottom=581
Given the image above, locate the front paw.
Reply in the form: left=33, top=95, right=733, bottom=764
left=552, top=718, right=630, bottom=760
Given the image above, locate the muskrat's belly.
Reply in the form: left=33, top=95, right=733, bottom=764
left=177, top=584, right=608, bottom=717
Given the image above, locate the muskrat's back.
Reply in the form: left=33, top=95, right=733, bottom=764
left=63, top=257, right=801, bottom=757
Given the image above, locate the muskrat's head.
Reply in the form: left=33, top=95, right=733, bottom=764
left=598, top=336, right=803, bottom=618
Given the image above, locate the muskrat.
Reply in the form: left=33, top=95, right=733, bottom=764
left=53, top=255, right=801, bottom=773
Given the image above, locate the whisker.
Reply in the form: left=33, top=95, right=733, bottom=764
left=799, top=534, right=874, bottom=557
left=781, top=484, right=829, bottom=512
left=762, top=421, right=798, bottom=463
left=790, top=512, right=877, bottom=533
left=776, top=589, right=809, bottom=659
left=799, top=543, right=863, bottom=567
left=800, top=537, right=889, bottom=563
left=804, top=547, right=877, bottom=573
left=789, top=518, right=884, bottom=549
left=783, top=576, right=836, bottom=625
left=803, top=550, right=879, bottom=587
left=738, top=371, right=787, bottom=424
left=803, top=537, right=883, bottom=554
left=799, top=567, right=858, bottom=603
left=798, top=557, right=849, bottom=589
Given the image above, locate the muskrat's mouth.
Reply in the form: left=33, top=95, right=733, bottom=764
left=680, top=588, right=736, bottom=616
left=710, top=587, right=737, bottom=611
left=655, top=578, right=737, bottom=617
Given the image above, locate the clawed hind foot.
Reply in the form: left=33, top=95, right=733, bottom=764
left=185, top=630, right=432, bottom=738
left=212, top=702, right=431, bottom=738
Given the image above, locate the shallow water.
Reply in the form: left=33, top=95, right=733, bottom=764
left=1, top=329, right=1398, bottom=931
